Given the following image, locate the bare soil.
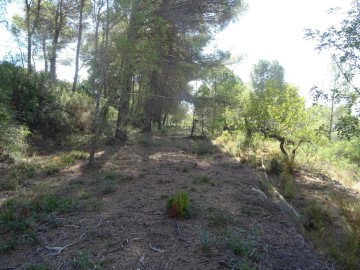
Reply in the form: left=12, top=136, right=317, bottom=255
left=0, top=134, right=342, bottom=269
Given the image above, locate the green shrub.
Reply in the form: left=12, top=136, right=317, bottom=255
left=71, top=251, right=102, bottom=270
left=100, top=181, right=117, bottom=195
left=199, top=229, right=214, bottom=253
left=193, top=174, right=211, bottom=184
left=280, top=171, right=294, bottom=200
left=166, top=192, right=190, bottom=218
left=3, top=161, right=41, bottom=189
left=9, top=161, right=40, bottom=179
left=43, top=161, right=61, bottom=175
left=207, top=209, right=233, bottom=228
left=192, top=141, right=213, bottom=155
left=0, top=194, right=74, bottom=248
left=0, top=122, right=29, bottom=162
left=226, top=229, right=256, bottom=257
left=302, top=200, right=330, bottom=231
left=270, top=158, right=283, bottom=175
left=25, top=264, right=49, bottom=270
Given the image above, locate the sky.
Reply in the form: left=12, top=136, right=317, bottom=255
left=0, top=0, right=354, bottom=101
left=211, top=0, right=353, bottom=99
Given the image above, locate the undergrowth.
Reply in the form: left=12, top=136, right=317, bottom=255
left=1, top=150, right=89, bottom=190
left=0, top=193, right=75, bottom=253
left=215, top=130, right=360, bottom=269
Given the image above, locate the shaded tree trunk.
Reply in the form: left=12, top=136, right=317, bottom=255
left=72, top=0, right=85, bottom=92
left=25, top=0, right=42, bottom=72
left=49, top=0, right=64, bottom=82
left=88, top=0, right=104, bottom=166
left=115, top=0, right=141, bottom=141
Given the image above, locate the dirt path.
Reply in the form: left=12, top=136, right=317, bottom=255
left=0, top=135, right=336, bottom=269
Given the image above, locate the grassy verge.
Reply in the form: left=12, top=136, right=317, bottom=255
left=215, top=130, right=360, bottom=269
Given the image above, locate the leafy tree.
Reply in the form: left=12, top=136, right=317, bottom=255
left=192, top=66, right=242, bottom=136
left=310, top=61, right=350, bottom=141
left=250, top=60, right=284, bottom=93
left=247, top=82, right=316, bottom=160
left=305, top=1, right=360, bottom=136
left=12, top=0, right=42, bottom=72
left=113, top=0, right=247, bottom=140
left=71, top=0, right=87, bottom=92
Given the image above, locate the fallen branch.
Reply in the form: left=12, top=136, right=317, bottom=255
left=44, top=217, right=106, bottom=256
left=45, top=241, right=76, bottom=256
left=149, top=243, right=165, bottom=253
left=261, top=158, right=300, bottom=219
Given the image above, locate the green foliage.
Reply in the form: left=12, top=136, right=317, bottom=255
left=258, top=178, right=274, bottom=198
left=166, top=192, right=190, bottom=218
left=302, top=200, right=330, bottom=232
left=0, top=122, right=30, bottom=161
left=248, top=82, right=316, bottom=158
left=305, top=2, right=360, bottom=112
left=100, top=181, right=117, bottom=196
left=71, top=251, right=102, bottom=270
left=251, top=59, right=284, bottom=93
left=225, top=229, right=256, bottom=257
left=192, top=141, right=213, bottom=155
left=193, top=174, right=211, bottom=184
left=0, top=194, right=75, bottom=252
left=270, top=158, right=283, bottom=175
left=199, top=229, right=214, bottom=253
left=207, top=209, right=233, bottom=228
left=25, top=264, right=49, bottom=270
left=280, top=170, right=294, bottom=200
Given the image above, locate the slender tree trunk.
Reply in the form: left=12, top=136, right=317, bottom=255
left=72, top=0, right=85, bottom=92
left=25, top=0, right=42, bottom=72
left=50, top=0, right=63, bottom=82
left=162, top=113, right=167, bottom=126
left=42, top=37, right=48, bottom=72
left=88, top=0, right=104, bottom=166
left=329, top=91, right=335, bottom=141
left=26, top=0, right=32, bottom=72
left=190, top=109, right=196, bottom=137
left=115, top=0, right=141, bottom=141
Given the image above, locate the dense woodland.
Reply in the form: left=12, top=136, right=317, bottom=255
left=0, top=0, right=359, bottom=269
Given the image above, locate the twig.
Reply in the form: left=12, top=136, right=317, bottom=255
left=45, top=241, right=76, bottom=256
left=149, top=243, right=165, bottom=253
left=44, top=217, right=106, bottom=256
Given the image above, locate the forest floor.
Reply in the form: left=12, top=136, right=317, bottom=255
left=0, top=132, right=358, bottom=270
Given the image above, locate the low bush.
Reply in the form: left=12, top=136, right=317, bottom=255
left=270, top=158, right=283, bottom=175
left=302, top=200, right=330, bottom=232
left=192, top=141, right=213, bottom=155
left=166, top=192, right=190, bottom=218
left=199, top=229, right=214, bottom=253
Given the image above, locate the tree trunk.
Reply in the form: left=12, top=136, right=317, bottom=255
left=162, top=113, right=167, bottom=126
left=190, top=110, right=196, bottom=137
left=115, top=0, right=141, bottom=141
left=88, top=0, right=104, bottom=167
left=329, top=91, right=335, bottom=141
left=25, top=0, right=42, bottom=73
left=50, top=0, right=63, bottom=82
left=72, top=0, right=85, bottom=92
left=42, top=37, right=48, bottom=73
